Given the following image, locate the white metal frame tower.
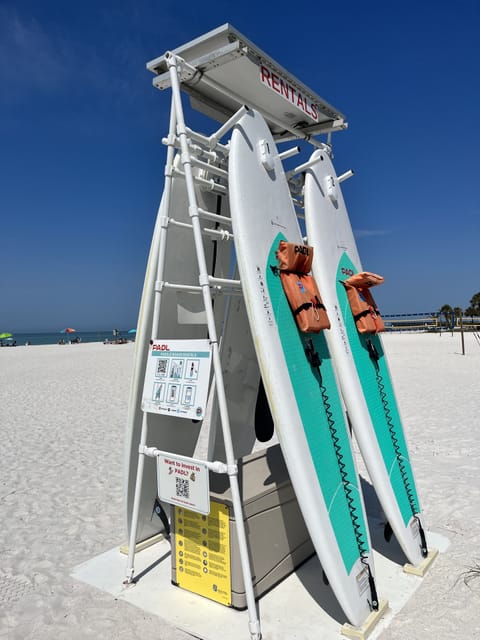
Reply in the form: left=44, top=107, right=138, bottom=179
left=125, top=24, right=348, bottom=640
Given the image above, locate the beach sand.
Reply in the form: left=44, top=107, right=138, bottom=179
left=0, top=333, right=479, bottom=639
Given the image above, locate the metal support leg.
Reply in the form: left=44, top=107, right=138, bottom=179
left=167, top=52, right=262, bottom=640
left=125, top=93, right=178, bottom=583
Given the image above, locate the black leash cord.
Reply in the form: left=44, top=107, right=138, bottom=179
left=152, top=497, right=171, bottom=537
left=306, top=338, right=379, bottom=610
left=367, top=339, right=428, bottom=558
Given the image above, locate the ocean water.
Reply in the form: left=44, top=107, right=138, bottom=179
left=2, top=330, right=134, bottom=347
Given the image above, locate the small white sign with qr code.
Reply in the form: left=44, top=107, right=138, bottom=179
left=156, top=453, right=210, bottom=515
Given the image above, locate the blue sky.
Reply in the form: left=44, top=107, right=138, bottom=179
left=1, top=1, right=479, bottom=332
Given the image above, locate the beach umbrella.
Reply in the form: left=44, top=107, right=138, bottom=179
left=61, top=328, right=76, bottom=334
left=128, top=329, right=137, bottom=334
left=0, top=332, right=13, bottom=339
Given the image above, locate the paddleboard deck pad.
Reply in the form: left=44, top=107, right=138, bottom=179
left=229, top=109, right=378, bottom=626
left=304, top=147, right=428, bottom=567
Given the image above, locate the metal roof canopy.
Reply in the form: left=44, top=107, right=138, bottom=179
left=147, top=24, right=347, bottom=143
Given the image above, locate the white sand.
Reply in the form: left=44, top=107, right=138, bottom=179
left=0, top=333, right=479, bottom=639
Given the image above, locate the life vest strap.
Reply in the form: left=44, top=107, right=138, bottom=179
left=353, top=306, right=381, bottom=322
left=293, top=299, right=327, bottom=316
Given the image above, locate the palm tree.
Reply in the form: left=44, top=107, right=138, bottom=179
left=439, top=304, right=454, bottom=331
left=465, top=292, right=480, bottom=323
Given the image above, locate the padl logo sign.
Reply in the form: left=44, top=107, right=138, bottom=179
left=152, top=343, right=170, bottom=352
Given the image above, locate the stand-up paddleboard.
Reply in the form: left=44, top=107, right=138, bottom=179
left=229, top=109, right=378, bottom=626
left=124, top=154, right=266, bottom=545
left=304, top=148, right=428, bottom=566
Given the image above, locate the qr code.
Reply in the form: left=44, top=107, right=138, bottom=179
left=156, top=359, right=168, bottom=376
left=176, top=477, right=190, bottom=499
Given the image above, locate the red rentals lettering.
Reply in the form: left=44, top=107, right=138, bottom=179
left=280, top=77, right=294, bottom=101
left=259, top=64, right=319, bottom=123
left=260, top=65, right=271, bottom=85
left=271, top=72, right=280, bottom=92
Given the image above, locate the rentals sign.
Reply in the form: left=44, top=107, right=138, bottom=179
left=259, top=64, right=319, bottom=122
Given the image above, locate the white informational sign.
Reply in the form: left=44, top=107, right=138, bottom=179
left=157, top=453, right=210, bottom=515
left=142, top=339, right=212, bottom=420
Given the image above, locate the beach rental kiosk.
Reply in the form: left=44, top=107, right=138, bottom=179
left=124, top=24, right=391, bottom=640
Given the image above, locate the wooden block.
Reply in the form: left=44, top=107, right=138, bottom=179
left=119, top=532, right=165, bottom=555
left=403, top=548, right=439, bottom=577
left=341, top=599, right=389, bottom=640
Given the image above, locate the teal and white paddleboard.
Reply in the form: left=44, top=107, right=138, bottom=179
left=229, top=109, right=379, bottom=626
left=304, top=147, right=428, bottom=566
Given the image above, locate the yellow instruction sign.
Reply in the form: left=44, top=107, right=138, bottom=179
left=174, top=501, right=231, bottom=606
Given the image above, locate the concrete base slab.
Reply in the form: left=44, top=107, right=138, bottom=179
left=72, top=527, right=448, bottom=640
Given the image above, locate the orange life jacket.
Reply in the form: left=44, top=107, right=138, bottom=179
left=342, top=271, right=385, bottom=334
left=276, top=240, right=330, bottom=334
